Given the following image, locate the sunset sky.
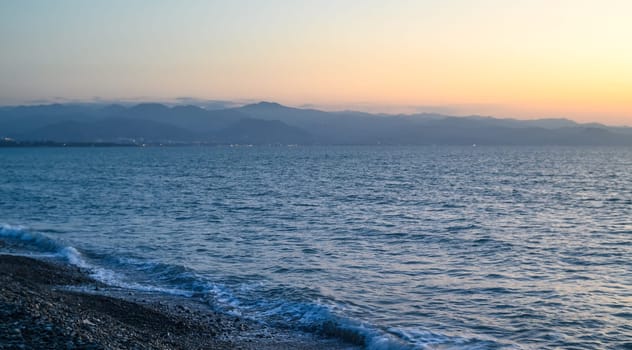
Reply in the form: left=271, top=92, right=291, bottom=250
left=1, top=0, right=631, bottom=125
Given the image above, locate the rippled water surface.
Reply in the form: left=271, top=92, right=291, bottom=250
left=1, top=146, right=631, bottom=349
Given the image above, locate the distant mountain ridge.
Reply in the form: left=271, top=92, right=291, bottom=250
left=1, top=102, right=631, bottom=145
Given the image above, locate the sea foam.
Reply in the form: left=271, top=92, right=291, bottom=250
left=0, top=223, right=508, bottom=349
left=0, top=223, right=190, bottom=296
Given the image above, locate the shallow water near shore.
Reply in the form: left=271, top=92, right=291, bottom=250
left=1, top=146, right=632, bottom=349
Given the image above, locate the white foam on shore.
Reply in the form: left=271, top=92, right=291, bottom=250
left=0, top=223, right=192, bottom=297
left=2, top=223, right=507, bottom=350
left=1, top=223, right=60, bottom=251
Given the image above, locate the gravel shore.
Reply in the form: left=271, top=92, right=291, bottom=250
left=0, top=254, right=355, bottom=350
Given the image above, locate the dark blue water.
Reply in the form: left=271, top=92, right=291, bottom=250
left=1, top=146, right=631, bottom=349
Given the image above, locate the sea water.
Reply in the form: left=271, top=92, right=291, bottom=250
left=1, top=146, right=631, bottom=349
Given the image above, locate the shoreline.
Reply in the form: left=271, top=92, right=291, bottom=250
left=0, top=254, right=356, bottom=349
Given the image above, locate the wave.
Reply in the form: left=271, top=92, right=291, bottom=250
left=1, top=223, right=68, bottom=254
left=0, top=224, right=191, bottom=296
left=1, top=223, right=511, bottom=349
left=231, top=296, right=513, bottom=349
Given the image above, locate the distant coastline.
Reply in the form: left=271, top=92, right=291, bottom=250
left=2, top=102, right=632, bottom=146
left=0, top=139, right=139, bottom=148
left=0, top=139, right=283, bottom=148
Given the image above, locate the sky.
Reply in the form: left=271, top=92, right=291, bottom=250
left=1, top=0, right=631, bottom=125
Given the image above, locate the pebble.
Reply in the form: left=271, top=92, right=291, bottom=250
left=0, top=254, right=346, bottom=350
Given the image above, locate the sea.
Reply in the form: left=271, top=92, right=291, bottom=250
left=1, top=146, right=631, bottom=349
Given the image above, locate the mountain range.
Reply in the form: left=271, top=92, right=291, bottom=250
left=1, top=102, right=631, bottom=145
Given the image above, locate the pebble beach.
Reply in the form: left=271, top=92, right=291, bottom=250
left=0, top=254, right=354, bottom=350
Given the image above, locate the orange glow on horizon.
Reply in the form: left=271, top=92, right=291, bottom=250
left=1, top=0, right=631, bottom=125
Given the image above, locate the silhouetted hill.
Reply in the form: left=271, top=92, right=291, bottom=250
left=213, top=118, right=314, bottom=144
left=233, top=102, right=418, bottom=143
left=1, top=102, right=631, bottom=145
left=25, top=117, right=196, bottom=143
left=120, top=104, right=246, bottom=133
left=0, top=104, right=103, bottom=135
